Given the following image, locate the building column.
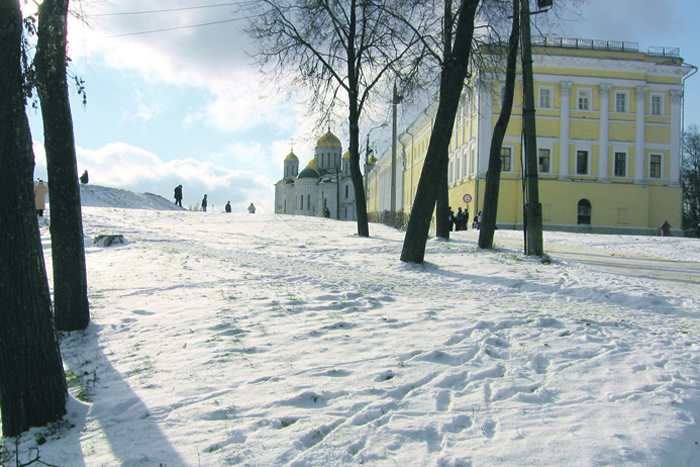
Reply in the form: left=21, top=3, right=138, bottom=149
left=558, top=81, right=572, bottom=180
left=598, top=84, right=612, bottom=182
left=670, top=89, right=683, bottom=186
left=634, top=85, right=648, bottom=184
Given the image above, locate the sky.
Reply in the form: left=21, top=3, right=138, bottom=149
left=24, top=0, right=700, bottom=213
left=4, top=185, right=700, bottom=465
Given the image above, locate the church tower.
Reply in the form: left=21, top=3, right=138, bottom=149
left=283, top=151, right=299, bottom=179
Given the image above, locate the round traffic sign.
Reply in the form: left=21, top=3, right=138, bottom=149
left=463, top=193, right=472, bottom=203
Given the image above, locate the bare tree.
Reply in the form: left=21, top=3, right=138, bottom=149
left=0, top=0, right=68, bottom=437
left=35, top=0, right=90, bottom=331
left=400, top=0, right=482, bottom=263
left=248, top=0, right=428, bottom=237
left=683, top=125, right=700, bottom=235
left=478, top=0, right=519, bottom=249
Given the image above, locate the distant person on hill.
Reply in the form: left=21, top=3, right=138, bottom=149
left=660, top=220, right=671, bottom=237
left=225, top=201, right=231, bottom=213
left=34, top=180, right=49, bottom=217
left=323, top=207, right=330, bottom=218
left=174, top=185, right=183, bottom=207
left=248, top=202, right=256, bottom=214
left=79, top=170, right=89, bottom=184
left=201, top=194, right=208, bottom=212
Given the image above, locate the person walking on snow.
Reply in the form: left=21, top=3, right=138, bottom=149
left=225, top=201, right=231, bottom=213
left=34, top=180, right=49, bottom=217
left=174, top=185, right=183, bottom=207
left=248, top=202, right=256, bottom=214
left=79, top=170, right=89, bottom=184
left=201, top=194, right=208, bottom=212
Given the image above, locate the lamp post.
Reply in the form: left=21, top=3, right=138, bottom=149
left=364, top=122, right=388, bottom=209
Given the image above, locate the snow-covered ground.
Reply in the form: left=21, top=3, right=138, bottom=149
left=4, top=185, right=700, bottom=466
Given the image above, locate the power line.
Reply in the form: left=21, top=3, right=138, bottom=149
left=108, top=15, right=256, bottom=38
left=94, top=1, right=255, bottom=17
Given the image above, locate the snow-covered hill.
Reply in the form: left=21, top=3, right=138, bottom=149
left=79, top=184, right=182, bottom=210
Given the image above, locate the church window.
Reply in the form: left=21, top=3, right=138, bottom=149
left=300, top=195, right=304, bottom=209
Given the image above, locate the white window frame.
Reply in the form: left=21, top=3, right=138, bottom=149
left=538, top=145, right=553, bottom=174
left=613, top=149, right=628, bottom=178
left=650, top=92, right=665, bottom=116
left=649, top=153, right=664, bottom=179
left=614, top=90, right=629, bottom=113
left=501, top=145, right=514, bottom=172
left=577, top=87, right=592, bottom=111
left=538, top=85, right=554, bottom=109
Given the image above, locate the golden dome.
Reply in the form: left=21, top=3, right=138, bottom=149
left=343, top=151, right=350, bottom=159
left=306, top=158, right=317, bottom=167
left=284, top=151, right=298, bottom=162
left=316, top=130, right=342, bottom=148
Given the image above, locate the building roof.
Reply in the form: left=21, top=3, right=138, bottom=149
left=343, top=151, right=350, bottom=159
left=316, top=130, right=342, bottom=148
left=297, top=167, right=321, bottom=179
left=284, top=151, right=299, bottom=162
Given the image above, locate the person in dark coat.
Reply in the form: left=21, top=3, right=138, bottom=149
left=201, top=194, right=208, bottom=212
left=463, top=207, right=470, bottom=231
left=449, top=207, right=455, bottom=231
left=79, top=170, right=89, bottom=184
left=660, top=220, right=671, bottom=237
left=455, top=207, right=464, bottom=231
left=323, top=207, right=331, bottom=218
left=174, top=185, right=183, bottom=207
left=225, top=201, right=231, bottom=213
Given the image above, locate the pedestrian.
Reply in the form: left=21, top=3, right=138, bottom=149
left=174, top=185, right=183, bottom=207
left=448, top=207, right=455, bottom=231
left=463, top=207, right=470, bottom=231
left=248, top=202, right=256, bottom=214
left=34, top=180, right=49, bottom=217
left=455, top=207, right=464, bottom=231
left=660, top=220, right=671, bottom=237
left=477, top=211, right=483, bottom=230
left=79, top=170, right=89, bottom=184
left=323, top=207, right=330, bottom=218
left=201, top=194, right=208, bottom=212
left=225, top=201, right=231, bottom=213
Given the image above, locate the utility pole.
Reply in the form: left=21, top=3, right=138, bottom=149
left=391, top=83, right=402, bottom=212
left=520, top=0, right=544, bottom=256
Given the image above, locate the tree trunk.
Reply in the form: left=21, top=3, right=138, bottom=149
left=435, top=0, right=454, bottom=241
left=347, top=0, right=370, bottom=237
left=35, top=0, right=90, bottom=330
left=401, top=0, right=481, bottom=263
left=0, top=0, right=68, bottom=437
left=478, top=0, right=519, bottom=249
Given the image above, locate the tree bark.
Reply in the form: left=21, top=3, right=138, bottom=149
left=478, top=0, right=519, bottom=249
left=0, top=0, right=68, bottom=437
left=35, top=0, right=90, bottom=330
left=400, top=0, right=481, bottom=263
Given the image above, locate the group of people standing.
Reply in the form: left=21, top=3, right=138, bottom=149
left=174, top=185, right=255, bottom=214
left=449, top=206, right=483, bottom=231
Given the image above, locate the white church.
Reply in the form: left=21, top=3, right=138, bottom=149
left=274, top=130, right=357, bottom=220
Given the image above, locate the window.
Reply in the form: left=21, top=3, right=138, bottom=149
left=649, top=154, right=662, bottom=178
left=538, top=148, right=551, bottom=173
left=300, top=195, right=304, bottom=209
left=650, top=93, right=664, bottom=116
left=307, top=194, right=311, bottom=208
left=577, top=88, right=591, bottom=111
left=577, top=199, right=592, bottom=225
left=614, top=152, right=627, bottom=177
left=345, top=185, right=349, bottom=199
left=615, top=91, right=628, bottom=113
left=539, top=86, right=553, bottom=109
left=501, top=147, right=512, bottom=172
left=576, top=150, right=589, bottom=175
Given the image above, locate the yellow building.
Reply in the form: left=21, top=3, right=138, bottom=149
left=366, top=37, right=694, bottom=235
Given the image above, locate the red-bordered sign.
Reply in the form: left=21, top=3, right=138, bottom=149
left=463, top=193, right=472, bottom=204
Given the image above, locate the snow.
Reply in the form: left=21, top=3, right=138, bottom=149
left=4, top=184, right=700, bottom=466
